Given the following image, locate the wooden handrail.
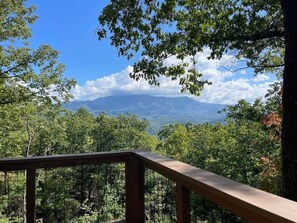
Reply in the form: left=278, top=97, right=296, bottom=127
left=133, top=150, right=297, bottom=223
left=1, top=150, right=297, bottom=222
left=0, top=151, right=131, bottom=171
left=0, top=151, right=134, bottom=222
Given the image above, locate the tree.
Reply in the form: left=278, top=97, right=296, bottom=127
left=92, top=113, right=157, bottom=152
left=0, top=0, right=76, bottom=105
left=64, top=108, right=96, bottom=154
left=280, top=0, right=297, bottom=201
left=157, top=124, right=191, bottom=159
left=157, top=121, right=280, bottom=221
left=220, top=99, right=266, bottom=123
left=98, top=0, right=297, bottom=201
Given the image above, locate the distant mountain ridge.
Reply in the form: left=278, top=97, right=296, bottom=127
left=64, top=95, right=226, bottom=134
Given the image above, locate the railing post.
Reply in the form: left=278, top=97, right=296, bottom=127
left=177, top=183, right=190, bottom=223
left=125, top=155, right=144, bottom=222
left=26, top=169, right=36, bottom=223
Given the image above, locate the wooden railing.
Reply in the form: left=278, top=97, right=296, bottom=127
left=1, top=150, right=297, bottom=222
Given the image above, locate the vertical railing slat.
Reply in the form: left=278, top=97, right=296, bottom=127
left=125, top=156, right=145, bottom=222
left=26, top=169, right=36, bottom=223
left=177, top=183, right=190, bottom=223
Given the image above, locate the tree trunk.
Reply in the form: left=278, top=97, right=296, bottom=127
left=281, top=0, right=297, bottom=201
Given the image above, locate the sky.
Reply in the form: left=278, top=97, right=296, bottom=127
left=28, top=0, right=275, bottom=104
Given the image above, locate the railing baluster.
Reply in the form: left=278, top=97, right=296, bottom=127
left=177, top=184, right=190, bottom=223
left=125, top=156, right=144, bottom=223
left=26, top=169, right=36, bottom=223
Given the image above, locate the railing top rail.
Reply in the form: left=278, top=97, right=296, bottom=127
left=0, top=151, right=131, bottom=171
left=1, top=150, right=297, bottom=222
left=133, top=150, right=297, bottom=223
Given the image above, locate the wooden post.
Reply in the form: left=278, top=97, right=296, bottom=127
left=26, top=169, right=36, bottom=223
left=125, top=156, right=144, bottom=222
left=177, top=183, right=190, bottom=223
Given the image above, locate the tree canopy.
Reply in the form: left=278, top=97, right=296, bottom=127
left=98, top=0, right=284, bottom=95
left=0, top=0, right=76, bottom=105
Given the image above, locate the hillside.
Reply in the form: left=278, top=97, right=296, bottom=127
left=64, top=95, right=226, bottom=133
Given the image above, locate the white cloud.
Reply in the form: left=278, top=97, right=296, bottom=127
left=252, top=74, right=270, bottom=82
left=198, top=79, right=273, bottom=104
left=71, top=66, right=181, bottom=101
left=72, top=50, right=274, bottom=104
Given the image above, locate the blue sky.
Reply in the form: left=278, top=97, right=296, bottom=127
left=29, top=0, right=134, bottom=84
left=28, top=0, right=275, bottom=104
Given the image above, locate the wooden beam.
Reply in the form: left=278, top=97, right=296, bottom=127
left=133, top=151, right=297, bottom=223
left=0, top=151, right=131, bottom=171
left=26, top=169, right=36, bottom=223
left=176, top=184, right=190, bottom=223
left=125, top=155, right=144, bottom=223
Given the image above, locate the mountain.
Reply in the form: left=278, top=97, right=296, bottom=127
left=64, top=95, right=226, bottom=134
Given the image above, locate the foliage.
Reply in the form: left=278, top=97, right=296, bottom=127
left=92, top=113, right=158, bottom=152
left=156, top=119, right=280, bottom=221
left=98, top=0, right=297, bottom=201
left=159, top=120, right=280, bottom=189
left=219, top=99, right=266, bottom=122
left=0, top=0, right=76, bottom=105
left=144, top=170, right=176, bottom=222
left=0, top=91, right=283, bottom=222
left=0, top=0, right=287, bottom=220
left=98, top=0, right=284, bottom=95
left=0, top=101, right=282, bottom=222
left=157, top=124, right=191, bottom=159
left=0, top=105, right=159, bottom=222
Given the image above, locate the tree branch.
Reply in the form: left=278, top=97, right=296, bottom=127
left=0, top=60, right=32, bottom=79
left=222, top=63, right=284, bottom=73
left=242, top=29, right=285, bottom=41
left=215, top=29, right=285, bottom=43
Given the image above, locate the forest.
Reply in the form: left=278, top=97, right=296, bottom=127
left=0, top=0, right=294, bottom=222
left=0, top=88, right=282, bottom=222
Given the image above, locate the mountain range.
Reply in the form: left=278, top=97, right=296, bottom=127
left=64, top=95, right=226, bottom=134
